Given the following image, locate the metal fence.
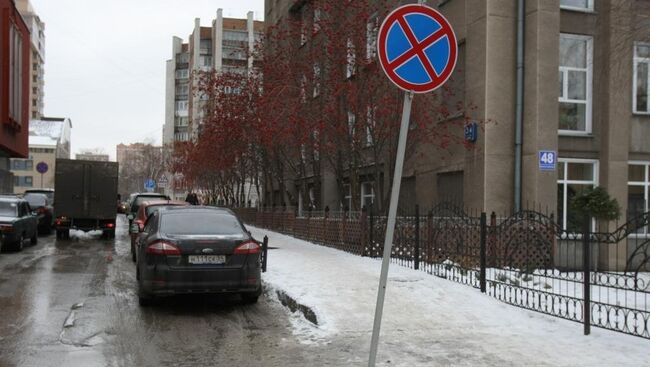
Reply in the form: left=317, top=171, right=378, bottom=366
left=233, top=204, right=650, bottom=339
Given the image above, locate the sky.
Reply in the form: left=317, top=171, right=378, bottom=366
left=31, top=0, right=265, bottom=161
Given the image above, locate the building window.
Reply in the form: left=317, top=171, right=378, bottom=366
left=300, top=9, right=307, bottom=46
left=348, top=111, right=356, bottom=137
left=366, top=106, right=376, bottom=147
left=14, top=176, right=34, bottom=187
left=12, top=159, right=33, bottom=171
left=175, top=84, right=189, bottom=97
left=342, top=184, right=352, bottom=211
left=175, top=101, right=188, bottom=111
left=560, top=0, right=594, bottom=12
left=9, top=24, right=23, bottom=125
left=313, top=8, right=322, bottom=34
left=313, top=64, right=321, bottom=98
left=634, top=43, right=650, bottom=114
left=175, top=69, right=189, bottom=79
left=559, top=34, right=592, bottom=134
left=557, top=159, right=599, bottom=231
left=628, top=162, right=649, bottom=235
left=346, top=38, right=356, bottom=78
left=366, top=13, right=379, bottom=60
left=361, top=182, right=375, bottom=209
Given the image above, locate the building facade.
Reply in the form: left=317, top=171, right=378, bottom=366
left=0, top=0, right=31, bottom=192
left=75, top=153, right=109, bottom=162
left=264, top=0, right=650, bottom=230
left=162, top=9, right=263, bottom=199
left=15, top=0, right=44, bottom=119
left=10, top=117, right=72, bottom=193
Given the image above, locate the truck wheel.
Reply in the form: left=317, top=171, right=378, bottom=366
left=102, top=229, right=115, bottom=239
left=57, top=229, right=70, bottom=240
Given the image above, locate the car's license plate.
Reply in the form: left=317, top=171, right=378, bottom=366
left=188, top=255, right=226, bottom=265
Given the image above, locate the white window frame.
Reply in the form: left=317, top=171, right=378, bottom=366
left=559, top=33, right=593, bottom=136
left=633, top=42, right=650, bottom=114
left=313, top=64, right=321, bottom=98
left=560, top=0, right=594, bottom=12
left=366, top=13, right=379, bottom=60
left=342, top=184, right=352, bottom=211
left=346, top=38, right=356, bottom=79
left=628, top=161, right=650, bottom=236
left=557, top=158, right=599, bottom=231
left=348, top=111, right=356, bottom=137
left=361, top=181, right=375, bottom=209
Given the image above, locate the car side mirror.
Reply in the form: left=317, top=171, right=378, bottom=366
left=127, top=214, right=134, bottom=220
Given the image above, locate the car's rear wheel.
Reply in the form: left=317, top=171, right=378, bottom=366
left=14, top=234, right=25, bottom=252
left=131, top=243, right=136, bottom=262
left=137, top=281, right=154, bottom=307
left=241, top=286, right=262, bottom=304
left=30, top=232, right=37, bottom=245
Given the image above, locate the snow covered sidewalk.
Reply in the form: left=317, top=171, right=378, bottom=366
left=250, top=226, right=648, bottom=367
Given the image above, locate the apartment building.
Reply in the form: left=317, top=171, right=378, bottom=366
left=163, top=10, right=263, bottom=145
left=10, top=117, right=72, bottom=193
left=0, top=0, right=30, bottom=192
left=264, top=0, right=650, bottom=230
left=162, top=9, right=263, bottom=199
left=15, top=0, right=45, bottom=119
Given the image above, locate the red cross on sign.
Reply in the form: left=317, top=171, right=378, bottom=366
left=377, top=4, right=458, bottom=93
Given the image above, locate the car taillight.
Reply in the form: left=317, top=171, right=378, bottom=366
left=105, top=222, right=115, bottom=228
left=146, top=241, right=181, bottom=256
left=234, top=240, right=261, bottom=255
left=0, top=225, right=14, bottom=233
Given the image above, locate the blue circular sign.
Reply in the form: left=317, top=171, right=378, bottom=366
left=144, top=179, right=156, bottom=190
left=36, top=162, right=48, bottom=174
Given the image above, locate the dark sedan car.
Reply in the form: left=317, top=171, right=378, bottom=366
left=135, top=207, right=262, bottom=306
left=23, top=192, right=53, bottom=234
left=0, top=197, right=38, bottom=252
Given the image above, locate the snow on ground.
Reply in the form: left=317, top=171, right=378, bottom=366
left=250, top=226, right=649, bottom=367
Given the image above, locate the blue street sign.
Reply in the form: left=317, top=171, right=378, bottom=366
left=464, top=122, right=478, bottom=143
left=378, top=4, right=458, bottom=93
left=539, top=151, right=557, bottom=171
left=144, top=179, right=156, bottom=190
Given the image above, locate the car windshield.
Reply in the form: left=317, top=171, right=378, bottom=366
left=24, top=194, right=47, bottom=208
left=26, top=191, right=54, bottom=201
left=160, top=211, right=245, bottom=236
left=0, top=201, right=17, bottom=217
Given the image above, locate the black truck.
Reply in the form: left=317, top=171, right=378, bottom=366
left=54, top=159, right=119, bottom=239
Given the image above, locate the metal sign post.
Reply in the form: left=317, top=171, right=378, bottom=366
left=369, top=4, right=457, bottom=366
left=368, top=91, right=412, bottom=367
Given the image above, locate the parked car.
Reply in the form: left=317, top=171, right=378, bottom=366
left=127, top=193, right=170, bottom=225
left=23, top=188, right=55, bottom=202
left=129, top=199, right=189, bottom=262
left=0, top=197, right=38, bottom=252
left=23, top=192, right=53, bottom=234
left=135, top=207, right=262, bottom=306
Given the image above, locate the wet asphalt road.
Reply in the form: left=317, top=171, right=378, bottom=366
left=0, top=215, right=331, bottom=367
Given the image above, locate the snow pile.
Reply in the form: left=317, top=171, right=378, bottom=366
left=250, top=226, right=648, bottom=366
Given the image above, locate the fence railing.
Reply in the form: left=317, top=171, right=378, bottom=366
left=232, top=204, right=650, bottom=340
